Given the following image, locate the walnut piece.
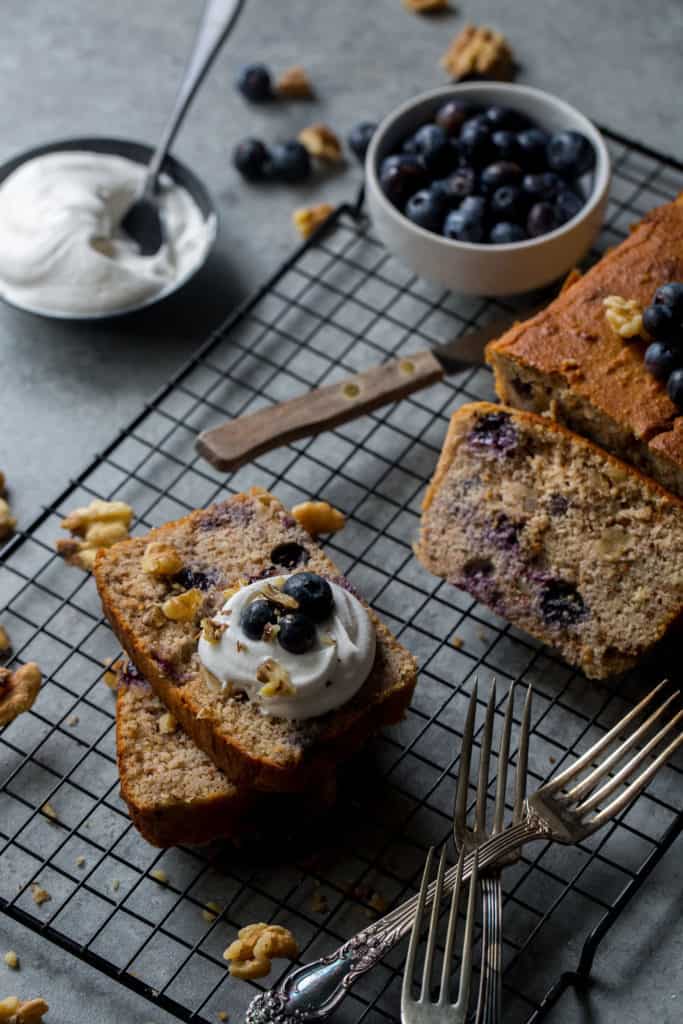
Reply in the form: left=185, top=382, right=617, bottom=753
left=223, top=922, right=299, bottom=981
left=257, top=658, right=295, bottom=698
left=162, top=588, right=203, bottom=622
left=15, top=999, right=49, bottom=1024
left=142, top=541, right=183, bottom=576
left=158, top=711, right=177, bottom=735
left=292, top=203, right=334, bottom=240
left=441, top=24, right=514, bottom=81
left=3, top=951, right=19, bottom=969
left=30, top=883, right=50, bottom=906
left=0, top=497, right=17, bottom=541
left=291, top=499, right=345, bottom=535
left=603, top=295, right=645, bottom=339
left=150, top=868, right=168, bottom=884
left=298, top=123, right=343, bottom=162
left=276, top=65, right=314, bottom=98
left=0, top=663, right=41, bottom=727
left=0, top=625, right=11, bottom=655
left=403, top=0, right=449, bottom=11
left=57, top=498, right=133, bottom=571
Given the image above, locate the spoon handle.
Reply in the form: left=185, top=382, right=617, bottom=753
left=144, top=0, right=246, bottom=193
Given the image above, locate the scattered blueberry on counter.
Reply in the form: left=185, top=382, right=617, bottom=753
left=348, top=122, right=377, bottom=162
left=379, top=100, right=595, bottom=244
left=642, top=282, right=683, bottom=407
left=236, top=63, right=274, bottom=102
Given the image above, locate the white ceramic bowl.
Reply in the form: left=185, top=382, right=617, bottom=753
left=365, top=82, right=611, bottom=296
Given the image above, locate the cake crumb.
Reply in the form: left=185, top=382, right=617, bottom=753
left=66, top=715, right=79, bottom=727
left=276, top=65, right=314, bottom=99
left=30, top=883, right=51, bottom=906
left=3, top=950, right=19, bottom=969
left=202, top=901, right=221, bottom=923
left=150, top=868, right=168, bottom=885
left=41, top=803, right=58, bottom=822
left=111, top=879, right=120, bottom=892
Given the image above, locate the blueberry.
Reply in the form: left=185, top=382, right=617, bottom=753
left=667, top=367, right=683, bottom=409
left=282, top=572, right=334, bottom=622
left=173, top=567, right=219, bottom=591
left=539, top=580, right=586, bottom=626
left=232, top=138, right=271, bottom=181
left=490, top=185, right=524, bottom=222
left=546, top=130, right=595, bottom=176
left=411, top=123, right=453, bottom=176
left=270, top=141, right=312, bottom=182
left=643, top=303, right=677, bottom=343
left=653, top=282, right=683, bottom=319
left=278, top=613, right=317, bottom=654
left=405, top=188, right=447, bottom=232
left=489, top=221, right=527, bottom=244
left=516, top=129, right=549, bottom=171
left=379, top=153, right=426, bottom=208
left=435, top=99, right=473, bottom=136
left=236, top=63, right=273, bottom=102
left=644, top=341, right=679, bottom=381
left=527, top=201, right=558, bottom=237
left=270, top=542, right=310, bottom=568
left=484, top=105, right=526, bottom=130
left=467, top=411, right=518, bottom=453
left=348, top=122, right=377, bottom=162
left=443, top=205, right=486, bottom=243
left=480, top=161, right=523, bottom=193
left=431, top=165, right=478, bottom=204
left=490, top=130, right=519, bottom=162
left=521, top=171, right=562, bottom=203
left=459, top=119, right=493, bottom=166
left=241, top=599, right=277, bottom=641
left=555, top=188, right=585, bottom=224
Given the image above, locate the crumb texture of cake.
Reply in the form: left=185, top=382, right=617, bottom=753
left=97, top=489, right=417, bottom=792
left=417, top=402, right=683, bottom=679
left=486, top=196, right=683, bottom=496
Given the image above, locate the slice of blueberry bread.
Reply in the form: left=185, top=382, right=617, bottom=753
left=97, top=489, right=417, bottom=792
left=417, top=402, right=683, bottom=679
left=116, top=663, right=336, bottom=847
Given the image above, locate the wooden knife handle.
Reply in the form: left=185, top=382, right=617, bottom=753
left=196, top=349, right=444, bottom=471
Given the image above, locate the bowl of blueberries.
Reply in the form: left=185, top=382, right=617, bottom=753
left=365, top=82, right=610, bottom=296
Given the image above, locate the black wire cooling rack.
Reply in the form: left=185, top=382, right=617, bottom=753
left=2, top=126, right=683, bottom=1024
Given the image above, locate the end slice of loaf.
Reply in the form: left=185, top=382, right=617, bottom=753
left=117, top=664, right=337, bottom=847
left=98, top=489, right=418, bottom=792
left=416, top=402, right=683, bottom=679
left=486, top=197, right=683, bottom=497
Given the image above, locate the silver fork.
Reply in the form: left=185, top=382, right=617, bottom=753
left=453, top=680, right=532, bottom=1024
left=246, top=681, right=683, bottom=1024
left=401, top=846, right=480, bottom=1024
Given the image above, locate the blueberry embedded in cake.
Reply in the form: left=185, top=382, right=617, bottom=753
left=417, top=402, right=683, bottom=679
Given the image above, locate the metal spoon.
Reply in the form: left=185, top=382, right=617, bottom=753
left=120, top=0, right=245, bottom=256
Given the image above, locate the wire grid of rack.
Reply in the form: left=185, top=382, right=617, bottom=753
left=2, top=127, right=683, bottom=1024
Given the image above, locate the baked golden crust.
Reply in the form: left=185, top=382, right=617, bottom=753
left=487, top=196, right=683, bottom=460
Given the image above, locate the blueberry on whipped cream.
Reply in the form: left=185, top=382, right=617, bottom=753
left=197, top=574, right=376, bottom=720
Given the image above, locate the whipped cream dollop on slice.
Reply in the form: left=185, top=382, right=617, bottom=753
left=197, top=575, right=376, bottom=720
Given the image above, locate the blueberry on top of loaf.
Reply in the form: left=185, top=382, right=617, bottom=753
left=96, top=488, right=417, bottom=791
left=417, top=402, right=683, bottom=680
left=486, top=196, right=683, bottom=497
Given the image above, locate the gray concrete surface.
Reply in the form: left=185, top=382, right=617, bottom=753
left=2, top=0, right=683, bottom=1021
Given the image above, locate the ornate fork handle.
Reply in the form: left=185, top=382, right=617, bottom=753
left=246, top=816, right=550, bottom=1023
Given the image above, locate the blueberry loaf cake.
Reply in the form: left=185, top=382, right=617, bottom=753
left=416, top=402, right=683, bottom=679
left=486, top=197, right=683, bottom=496
left=116, top=663, right=335, bottom=847
left=97, top=489, right=417, bottom=792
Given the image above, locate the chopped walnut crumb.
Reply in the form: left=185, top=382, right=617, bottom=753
left=451, top=636, right=464, bottom=650
left=0, top=663, right=41, bottom=727
left=603, top=295, right=646, bottom=339
left=276, top=65, right=314, bottom=98
left=162, top=588, right=203, bottom=622
left=298, top=123, right=343, bottom=162
left=217, top=1013, right=229, bottom=1022
left=102, top=658, right=122, bottom=690
left=259, top=583, right=299, bottom=611
left=201, top=617, right=225, bottom=644
left=30, top=883, right=51, bottom=906
left=292, top=203, right=334, bottom=240
left=441, top=23, right=515, bottom=81
left=311, top=887, right=328, bottom=914
left=142, top=541, right=183, bottom=576
left=404, top=0, right=449, bottom=11
left=75, top=855, right=85, bottom=867
left=0, top=496, right=17, bottom=541
left=158, top=712, right=177, bottom=735
left=111, top=878, right=120, bottom=892
left=150, top=868, right=168, bottom=884
left=224, top=922, right=299, bottom=980
left=67, top=714, right=79, bottom=727
left=369, top=892, right=387, bottom=913
left=41, top=803, right=58, bottom=822
left=3, top=950, right=19, bottom=969
left=291, top=499, right=345, bottom=535
left=257, top=658, right=295, bottom=698
left=57, top=498, right=133, bottom=571
left=14, top=998, right=49, bottom=1023
left=0, top=625, right=11, bottom=655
